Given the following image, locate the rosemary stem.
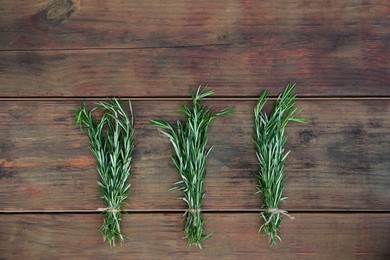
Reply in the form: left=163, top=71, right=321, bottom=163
left=254, top=83, right=307, bottom=245
left=151, top=85, right=232, bottom=249
left=75, top=99, right=135, bottom=247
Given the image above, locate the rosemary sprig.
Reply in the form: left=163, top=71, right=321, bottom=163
left=254, top=83, right=307, bottom=245
left=75, top=98, right=135, bottom=247
left=151, top=85, right=233, bottom=249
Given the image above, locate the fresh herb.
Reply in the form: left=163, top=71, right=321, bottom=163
left=254, top=83, right=307, bottom=245
left=75, top=99, right=135, bottom=247
left=151, top=85, right=233, bottom=249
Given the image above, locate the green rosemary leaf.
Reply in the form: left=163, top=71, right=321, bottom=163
left=151, top=85, right=233, bottom=249
left=75, top=98, right=135, bottom=247
left=254, top=82, right=307, bottom=245
left=150, top=119, right=173, bottom=130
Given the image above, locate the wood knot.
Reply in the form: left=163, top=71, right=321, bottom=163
left=299, top=129, right=315, bottom=144
left=218, top=32, right=230, bottom=41
left=0, top=164, right=12, bottom=179
left=351, top=128, right=367, bottom=139
left=38, top=0, right=75, bottom=25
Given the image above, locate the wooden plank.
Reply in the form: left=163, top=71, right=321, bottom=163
left=1, top=0, right=388, bottom=50
left=0, top=100, right=389, bottom=211
left=0, top=213, right=389, bottom=259
left=1, top=1, right=389, bottom=97
left=1, top=46, right=389, bottom=97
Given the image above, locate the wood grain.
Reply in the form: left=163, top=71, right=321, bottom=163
left=1, top=0, right=388, bottom=50
left=1, top=0, right=389, bottom=258
left=1, top=0, right=389, bottom=97
left=0, top=213, right=389, bottom=259
left=0, top=46, right=389, bottom=97
left=0, top=100, right=389, bottom=211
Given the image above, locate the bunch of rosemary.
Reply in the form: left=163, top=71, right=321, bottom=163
left=254, top=83, right=306, bottom=245
left=151, top=85, right=232, bottom=249
left=75, top=99, right=135, bottom=247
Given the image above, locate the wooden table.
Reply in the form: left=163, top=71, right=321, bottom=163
left=1, top=1, right=389, bottom=259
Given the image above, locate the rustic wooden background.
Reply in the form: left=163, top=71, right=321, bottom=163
left=1, top=0, right=389, bottom=259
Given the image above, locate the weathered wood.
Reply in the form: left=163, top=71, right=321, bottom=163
left=1, top=1, right=389, bottom=97
left=1, top=0, right=388, bottom=50
left=0, top=46, right=389, bottom=97
left=0, top=213, right=389, bottom=259
left=0, top=1, right=388, bottom=258
left=0, top=100, right=389, bottom=211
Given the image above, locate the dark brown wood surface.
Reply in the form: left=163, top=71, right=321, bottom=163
left=0, top=0, right=389, bottom=258
left=2, top=0, right=388, bottom=50
left=1, top=48, right=389, bottom=97
left=1, top=213, right=389, bottom=259
left=0, top=100, right=389, bottom=212
left=1, top=0, right=389, bottom=97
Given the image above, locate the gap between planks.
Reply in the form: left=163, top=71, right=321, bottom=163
left=0, top=43, right=232, bottom=53
left=0, top=97, right=390, bottom=101
left=1, top=209, right=389, bottom=214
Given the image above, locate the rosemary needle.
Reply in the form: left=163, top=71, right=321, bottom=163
left=254, top=83, right=307, bottom=245
left=75, top=98, right=135, bottom=247
left=151, top=85, right=233, bottom=249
